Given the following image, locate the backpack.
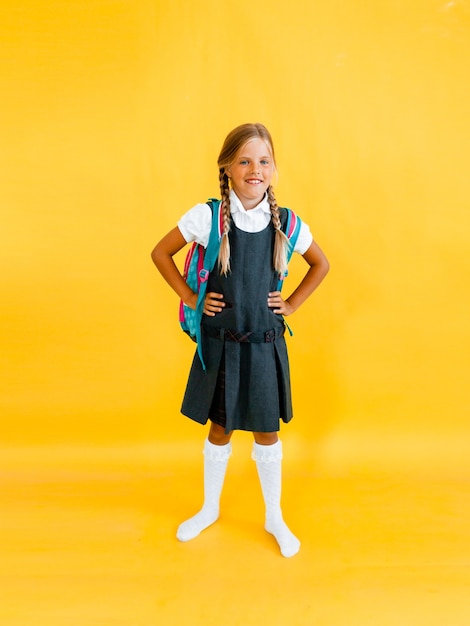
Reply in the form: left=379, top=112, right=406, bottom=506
left=179, top=199, right=302, bottom=370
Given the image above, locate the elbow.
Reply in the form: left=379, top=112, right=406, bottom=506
left=318, top=254, right=330, bottom=279
left=150, top=243, right=162, bottom=268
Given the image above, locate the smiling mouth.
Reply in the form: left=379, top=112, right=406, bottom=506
left=245, top=179, right=263, bottom=184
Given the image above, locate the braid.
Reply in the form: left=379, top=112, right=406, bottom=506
left=218, top=169, right=231, bottom=275
left=268, top=185, right=289, bottom=277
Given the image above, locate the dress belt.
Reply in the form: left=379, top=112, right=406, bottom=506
left=203, top=325, right=285, bottom=343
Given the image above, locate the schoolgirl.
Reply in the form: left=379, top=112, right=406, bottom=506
left=151, top=123, right=329, bottom=557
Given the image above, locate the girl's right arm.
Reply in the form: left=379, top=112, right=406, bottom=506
left=151, top=227, right=198, bottom=310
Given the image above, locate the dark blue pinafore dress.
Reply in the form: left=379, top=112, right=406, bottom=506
left=181, top=211, right=293, bottom=433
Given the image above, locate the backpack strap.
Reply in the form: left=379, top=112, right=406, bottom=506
left=195, top=198, right=223, bottom=370
left=276, top=208, right=302, bottom=338
left=276, top=208, right=302, bottom=291
left=199, top=198, right=223, bottom=281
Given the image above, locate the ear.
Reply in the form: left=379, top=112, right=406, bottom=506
left=224, top=167, right=231, bottom=178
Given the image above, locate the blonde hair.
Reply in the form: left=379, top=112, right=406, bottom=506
left=217, top=123, right=289, bottom=276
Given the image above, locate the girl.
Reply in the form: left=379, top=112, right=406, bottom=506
left=151, top=123, right=329, bottom=557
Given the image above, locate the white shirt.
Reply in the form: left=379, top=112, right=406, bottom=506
left=177, top=190, right=313, bottom=255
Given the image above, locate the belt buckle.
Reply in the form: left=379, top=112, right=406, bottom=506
left=265, top=329, right=275, bottom=343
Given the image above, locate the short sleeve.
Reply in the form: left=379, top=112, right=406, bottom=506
left=177, top=203, right=212, bottom=247
left=294, top=220, right=314, bottom=255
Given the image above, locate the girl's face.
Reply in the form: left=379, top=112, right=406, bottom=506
left=226, top=138, right=275, bottom=210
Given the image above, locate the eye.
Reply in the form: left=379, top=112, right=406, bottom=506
left=261, top=159, right=270, bottom=165
left=239, top=160, right=249, bottom=165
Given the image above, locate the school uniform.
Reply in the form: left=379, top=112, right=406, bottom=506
left=177, top=190, right=313, bottom=434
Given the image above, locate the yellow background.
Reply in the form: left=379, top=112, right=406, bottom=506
left=2, top=0, right=468, bottom=453
left=1, top=1, right=469, bottom=624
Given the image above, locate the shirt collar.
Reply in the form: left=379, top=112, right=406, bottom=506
left=229, top=189, right=271, bottom=215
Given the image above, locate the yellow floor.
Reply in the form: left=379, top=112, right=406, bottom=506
left=1, top=437, right=469, bottom=626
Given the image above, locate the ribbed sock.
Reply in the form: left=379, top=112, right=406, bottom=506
left=252, top=440, right=301, bottom=558
left=176, top=438, right=232, bottom=542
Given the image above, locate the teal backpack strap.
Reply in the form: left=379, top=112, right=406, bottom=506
left=277, top=208, right=302, bottom=337
left=276, top=208, right=302, bottom=291
left=286, top=208, right=302, bottom=263
left=195, top=199, right=222, bottom=370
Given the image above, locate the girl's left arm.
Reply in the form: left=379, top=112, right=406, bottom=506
left=267, top=241, right=329, bottom=316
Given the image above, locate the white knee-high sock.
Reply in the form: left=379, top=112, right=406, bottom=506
left=176, top=438, right=232, bottom=542
left=252, top=440, right=300, bottom=558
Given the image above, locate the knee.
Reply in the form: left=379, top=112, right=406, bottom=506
left=208, top=422, right=232, bottom=445
left=253, top=432, right=279, bottom=446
